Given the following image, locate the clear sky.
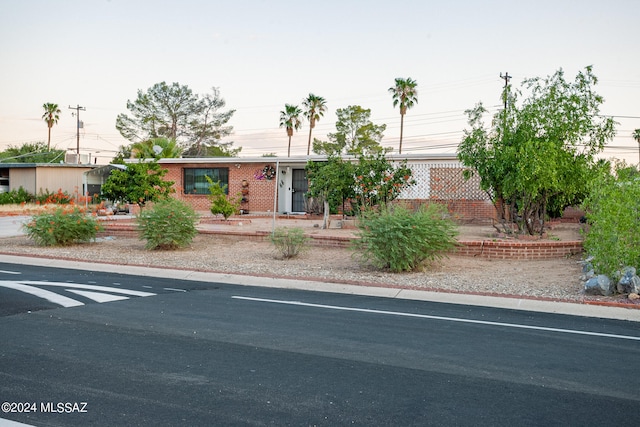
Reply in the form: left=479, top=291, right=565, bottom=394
left=1, top=0, right=639, bottom=164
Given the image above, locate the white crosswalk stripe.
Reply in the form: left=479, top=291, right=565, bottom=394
left=0, top=280, right=156, bottom=307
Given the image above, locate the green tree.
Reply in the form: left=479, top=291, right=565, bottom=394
left=42, top=103, right=61, bottom=150
left=302, top=93, right=327, bottom=156
left=0, top=142, right=65, bottom=163
left=352, top=152, right=415, bottom=211
left=100, top=161, right=174, bottom=206
left=115, top=82, right=237, bottom=155
left=305, top=152, right=415, bottom=227
left=306, top=155, right=356, bottom=228
left=388, top=77, right=418, bottom=154
left=583, top=162, right=640, bottom=278
left=457, top=66, right=616, bottom=235
left=279, top=104, right=303, bottom=157
left=313, top=105, right=386, bottom=156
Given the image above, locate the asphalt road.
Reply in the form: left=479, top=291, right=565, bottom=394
left=1, top=261, right=639, bottom=426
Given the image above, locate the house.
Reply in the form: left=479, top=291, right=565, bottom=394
left=0, top=163, right=99, bottom=198
left=149, top=154, right=495, bottom=222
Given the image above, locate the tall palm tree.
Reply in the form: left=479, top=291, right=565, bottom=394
left=279, top=104, right=303, bottom=157
left=302, top=93, right=327, bottom=155
left=633, top=129, right=640, bottom=165
left=388, top=77, right=418, bottom=154
left=42, top=103, right=61, bottom=150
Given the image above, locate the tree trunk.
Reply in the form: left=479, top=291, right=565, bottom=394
left=399, top=113, right=405, bottom=154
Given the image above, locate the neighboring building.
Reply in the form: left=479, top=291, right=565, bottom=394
left=150, top=154, right=495, bottom=221
left=0, top=163, right=99, bottom=197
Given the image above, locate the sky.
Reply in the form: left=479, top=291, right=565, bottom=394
left=1, top=0, right=639, bottom=165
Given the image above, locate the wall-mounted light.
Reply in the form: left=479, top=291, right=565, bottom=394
left=235, top=163, right=241, bottom=169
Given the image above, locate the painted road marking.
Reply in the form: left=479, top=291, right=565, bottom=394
left=0, top=270, right=21, bottom=275
left=232, top=296, right=640, bottom=342
left=0, top=280, right=157, bottom=308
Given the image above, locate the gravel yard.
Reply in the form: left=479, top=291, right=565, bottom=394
left=0, top=221, right=616, bottom=305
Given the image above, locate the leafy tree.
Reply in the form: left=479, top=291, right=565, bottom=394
left=42, top=103, right=61, bottom=150
left=131, top=137, right=182, bottom=159
left=457, top=66, right=616, bottom=235
left=115, top=82, right=236, bottom=155
left=100, top=161, right=174, bottom=206
left=0, top=142, right=65, bottom=163
left=313, top=105, right=386, bottom=156
left=388, top=78, right=418, bottom=154
left=279, top=104, right=303, bottom=157
left=302, top=93, right=327, bottom=155
left=305, top=152, right=415, bottom=227
left=352, top=152, right=415, bottom=211
left=583, top=162, right=640, bottom=278
left=306, top=155, right=356, bottom=228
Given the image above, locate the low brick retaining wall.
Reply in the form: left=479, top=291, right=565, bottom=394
left=99, top=221, right=583, bottom=260
left=456, top=239, right=583, bottom=260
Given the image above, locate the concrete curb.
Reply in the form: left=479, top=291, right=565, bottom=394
left=1, top=253, right=638, bottom=322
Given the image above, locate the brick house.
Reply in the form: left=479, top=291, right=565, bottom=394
left=150, top=154, right=496, bottom=222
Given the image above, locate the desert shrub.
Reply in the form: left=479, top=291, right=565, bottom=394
left=582, top=166, right=640, bottom=278
left=137, top=198, right=199, bottom=250
left=270, top=227, right=309, bottom=259
left=352, top=204, right=458, bottom=272
left=35, top=188, right=73, bottom=205
left=0, top=187, right=34, bottom=205
left=206, top=177, right=240, bottom=220
left=23, top=207, right=103, bottom=246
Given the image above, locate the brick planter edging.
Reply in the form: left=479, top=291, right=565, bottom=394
left=456, top=239, right=583, bottom=260
left=99, top=222, right=583, bottom=259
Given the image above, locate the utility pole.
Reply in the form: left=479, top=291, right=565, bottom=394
left=499, top=72, right=511, bottom=110
left=68, top=104, right=85, bottom=163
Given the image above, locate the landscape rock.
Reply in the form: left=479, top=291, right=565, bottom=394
left=616, top=267, right=640, bottom=294
left=584, top=275, right=613, bottom=296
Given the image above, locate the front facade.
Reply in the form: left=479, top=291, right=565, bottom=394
left=155, top=154, right=496, bottom=222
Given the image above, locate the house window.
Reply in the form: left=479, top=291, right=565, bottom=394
left=183, top=168, right=229, bottom=195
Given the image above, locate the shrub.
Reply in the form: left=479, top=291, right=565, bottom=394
left=270, top=227, right=309, bottom=259
left=0, top=187, right=34, bottom=205
left=35, top=188, right=73, bottom=205
left=582, top=166, right=640, bottom=278
left=137, top=198, right=199, bottom=250
left=23, top=207, right=103, bottom=246
left=206, top=177, right=240, bottom=220
left=351, top=204, right=458, bottom=272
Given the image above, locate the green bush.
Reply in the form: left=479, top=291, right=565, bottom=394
left=137, top=198, right=199, bottom=250
left=582, top=166, right=640, bottom=278
left=0, top=187, right=34, bottom=204
left=351, top=204, right=458, bottom=272
left=206, top=177, right=240, bottom=220
left=23, top=207, right=103, bottom=246
left=270, top=227, right=309, bottom=259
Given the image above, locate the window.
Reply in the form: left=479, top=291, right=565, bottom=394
left=183, top=168, right=229, bottom=195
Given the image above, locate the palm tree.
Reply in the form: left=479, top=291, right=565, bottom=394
left=302, top=93, right=327, bottom=155
left=42, top=103, right=61, bottom=150
left=633, top=129, right=640, bottom=165
left=279, top=104, right=303, bottom=157
left=388, top=77, right=418, bottom=154
left=131, top=137, right=182, bottom=159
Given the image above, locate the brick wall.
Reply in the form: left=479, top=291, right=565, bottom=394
left=163, top=162, right=277, bottom=213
